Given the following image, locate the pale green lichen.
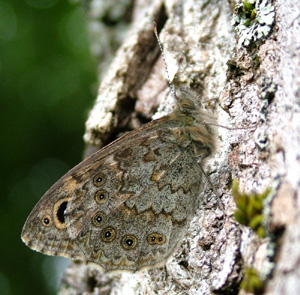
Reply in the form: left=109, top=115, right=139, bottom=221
left=259, top=76, right=277, bottom=102
left=260, top=240, right=276, bottom=280
left=255, top=77, right=277, bottom=150
left=231, top=0, right=276, bottom=47
left=258, top=76, right=277, bottom=125
left=255, top=131, right=269, bottom=150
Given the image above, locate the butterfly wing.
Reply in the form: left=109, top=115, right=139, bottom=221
left=21, top=103, right=215, bottom=271
left=74, top=137, right=203, bottom=271
left=20, top=181, right=85, bottom=261
left=65, top=115, right=204, bottom=271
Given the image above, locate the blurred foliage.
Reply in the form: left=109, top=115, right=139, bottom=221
left=0, top=0, right=97, bottom=294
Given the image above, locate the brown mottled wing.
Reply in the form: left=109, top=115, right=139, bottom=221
left=64, top=117, right=203, bottom=271
left=21, top=113, right=204, bottom=271
left=75, top=144, right=202, bottom=271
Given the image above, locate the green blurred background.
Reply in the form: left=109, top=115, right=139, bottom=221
left=0, top=0, right=97, bottom=294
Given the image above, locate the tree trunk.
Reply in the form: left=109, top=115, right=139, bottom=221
left=59, top=0, right=300, bottom=294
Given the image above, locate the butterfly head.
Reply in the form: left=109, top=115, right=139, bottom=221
left=169, top=87, right=217, bottom=160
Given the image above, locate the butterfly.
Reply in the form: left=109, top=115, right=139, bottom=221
left=21, top=22, right=216, bottom=272
left=21, top=88, right=216, bottom=272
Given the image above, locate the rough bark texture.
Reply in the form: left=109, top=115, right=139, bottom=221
left=59, top=0, right=300, bottom=294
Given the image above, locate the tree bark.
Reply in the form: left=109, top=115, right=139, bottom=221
left=59, top=0, right=300, bottom=294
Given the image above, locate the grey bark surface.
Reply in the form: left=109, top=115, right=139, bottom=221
left=59, top=0, right=300, bottom=294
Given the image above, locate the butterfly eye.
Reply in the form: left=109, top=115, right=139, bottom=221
left=93, top=173, right=106, bottom=187
left=147, top=233, right=166, bottom=245
left=92, top=212, right=106, bottom=227
left=101, top=227, right=116, bottom=242
left=42, top=215, right=52, bottom=227
left=95, top=190, right=108, bottom=204
left=121, top=235, right=138, bottom=250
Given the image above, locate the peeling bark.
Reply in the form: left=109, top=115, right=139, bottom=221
left=59, top=0, right=300, bottom=294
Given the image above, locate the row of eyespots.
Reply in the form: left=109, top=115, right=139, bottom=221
left=92, top=176, right=139, bottom=250
left=91, top=175, right=167, bottom=249
left=93, top=174, right=109, bottom=207
left=102, top=228, right=166, bottom=249
left=91, top=211, right=166, bottom=249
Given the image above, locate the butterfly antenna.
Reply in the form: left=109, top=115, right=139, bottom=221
left=153, top=22, right=177, bottom=100
left=203, top=121, right=258, bottom=131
